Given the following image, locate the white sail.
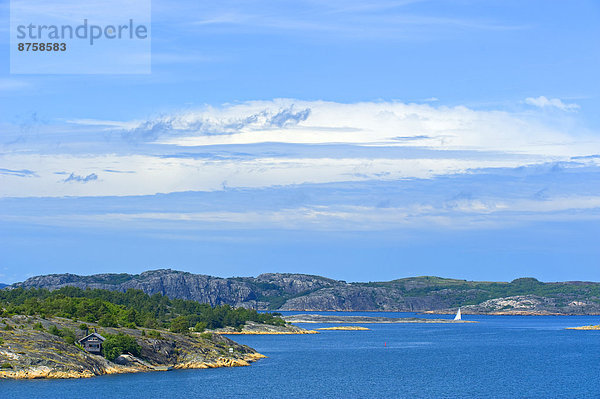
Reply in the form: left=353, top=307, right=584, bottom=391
left=453, top=308, right=462, bottom=321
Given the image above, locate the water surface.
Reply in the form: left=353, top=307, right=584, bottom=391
left=2, top=312, right=599, bottom=398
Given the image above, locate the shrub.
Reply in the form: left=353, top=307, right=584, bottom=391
left=199, top=332, right=212, bottom=340
left=0, top=337, right=4, bottom=345
left=79, top=323, right=89, bottom=331
left=147, top=330, right=162, bottom=339
left=48, top=325, right=61, bottom=336
left=0, top=362, right=13, bottom=369
left=102, top=333, right=141, bottom=361
left=194, top=322, right=207, bottom=332
left=47, top=325, right=77, bottom=344
left=33, top=322, right=45, bottom=331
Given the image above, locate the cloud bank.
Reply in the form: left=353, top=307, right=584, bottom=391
left=1, top=98, right=599, bottom=232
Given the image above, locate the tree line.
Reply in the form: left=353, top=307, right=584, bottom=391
left=0, top=286, right=286, bottom=332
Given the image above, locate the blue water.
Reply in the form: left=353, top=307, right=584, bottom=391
left=2, top=312, right=600, bottom=398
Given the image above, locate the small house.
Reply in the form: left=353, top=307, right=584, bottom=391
left=78, top=332, right=106, bottom=355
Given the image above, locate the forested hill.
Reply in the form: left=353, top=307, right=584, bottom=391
left=8, top=270, right=600, bottom=314
left=0, top=286, right=285, bottom=332
left=0, top=283, right=7, bottom=289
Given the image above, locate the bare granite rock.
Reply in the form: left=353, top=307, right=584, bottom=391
left=0, top=316, right=264, bottom=379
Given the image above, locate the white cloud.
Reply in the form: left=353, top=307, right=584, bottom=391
left=140, top=99, right=596, bottom=157
left=2, top=99, right=599, bottom=198
left=0, top=153, right=536, bottom=197
left=3, top=195, right=600, bottom=231
left=524, top=96, right=580, bottom=111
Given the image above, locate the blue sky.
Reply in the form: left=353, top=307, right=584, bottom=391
left=1, top=0, right=599, bottom=283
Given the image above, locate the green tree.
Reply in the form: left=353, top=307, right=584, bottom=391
left=60, top=328, right=77, bottom=345
left=169, top=316, right=189, bottom=334
left=102, top=333, right=141, bottom=361
left=98, top=313, right=119, bottom=327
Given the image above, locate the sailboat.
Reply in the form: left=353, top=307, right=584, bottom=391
left=453, top=307, right=462, bottom=321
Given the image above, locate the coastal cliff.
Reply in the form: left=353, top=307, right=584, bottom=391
left=10, top=271, right=600, bottom=315
left=12, top=270, right=339, bottom=310
left=0, top=315, right=264, bottom=380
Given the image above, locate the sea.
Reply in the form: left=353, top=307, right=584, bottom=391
left=2, top=311, right=600, bottom=398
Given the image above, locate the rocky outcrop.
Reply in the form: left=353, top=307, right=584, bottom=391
left=11, top=271, right=600, bottom=314
left=0, top=315, right=263, bottom=380
left=211, top=321, right=318, bottom=335
left=432, top=295, right=600, bottom=316
left=566, top=325, right=600, bottom=330
left=253, top=273, right=338, bottom=295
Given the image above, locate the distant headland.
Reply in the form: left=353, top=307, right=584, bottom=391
left=7, top=269, right=600, bottom=315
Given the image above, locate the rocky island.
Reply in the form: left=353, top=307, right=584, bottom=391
left=211, top=321, right=318, bottom=335
left=565, top=325, right=600, bottom=331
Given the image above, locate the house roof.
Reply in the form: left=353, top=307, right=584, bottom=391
left=78, top=332, right=106, bottom=343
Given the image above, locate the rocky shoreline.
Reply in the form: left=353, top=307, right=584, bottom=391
left=0, top=353, right=267, bottom=380
left=565, top=325, right=600, bottom=331
left=283, top=314, right=476, bottom=324
left=211, top=320, right=318, bottom=335
left=423, top=310, right=566, bottom=316
left=0, top=316, right=265, bottom=380
left=316, top=326, right=370, bottom=331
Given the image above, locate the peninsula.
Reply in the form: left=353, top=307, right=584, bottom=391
left=0, top=286, right=286, bottom=379
left=0, top=315, right=264, bottom=379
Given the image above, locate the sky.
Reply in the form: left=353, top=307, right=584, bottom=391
left=0, top=0, right=599, bottom=284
